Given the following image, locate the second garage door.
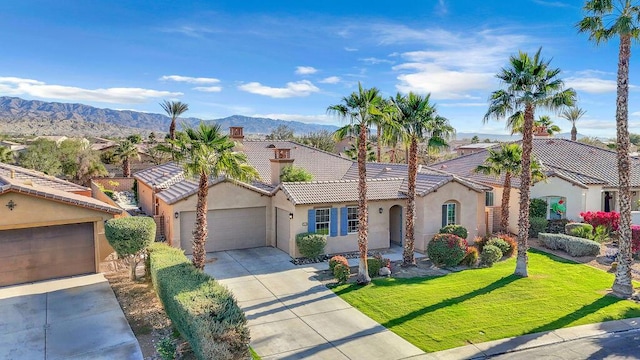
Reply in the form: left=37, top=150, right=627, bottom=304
left=180, top=207, right=267, bottom=254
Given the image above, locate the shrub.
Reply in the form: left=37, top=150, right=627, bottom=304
left=546, top=219, right=570, bottom=234
left=295, top=232, right=327, bottom=259
left=570, top=226, right=593, bottom=240
left=105, top=216, right=156, bottom=280
left=565, top=222, right=592, bottom=235
left=438, top=224, right=468, bottom=239
left=480, top=245, right=502, bottom=267
left=460, top=247, right=479, bottom=267
left=427, top=233, right=467, bottom=267
left=529, top=217, right=548, bottom=238
left=538, top=233, right=601, bottom=257
left=329, top=255, right=348, bottom=273
left=529, top=198, right=548, bottom=218
left=367, top=258, right=383, bottom=278
left=494, top=233, right=517, bottom=257
left=580, top=211, right=619, bottom=233
left=333, top=263, right=350, bottom=284
left=592, top=225, right=610, bottom=244
left=474, top=236, right=488, bottom=252
left=486, top=237, right=509, bottom=256
left=280, top=165, right=313, bottom=182
left=104, top=189, right=116, bottom=200
left=157, top=336, right=176, bottom=360
left=632, top=225, right=640, bottom=255
left=148, top=243, right=249, bottom=360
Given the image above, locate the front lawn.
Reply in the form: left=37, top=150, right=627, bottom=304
left=333, top=249, right=640, bottom=352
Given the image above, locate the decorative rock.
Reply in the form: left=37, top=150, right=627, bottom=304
left=379, top=266, right=391, bottom=276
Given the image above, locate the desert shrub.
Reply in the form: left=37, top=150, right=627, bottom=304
left=570, top=226, right=593, bottom=240
left=486, top=237, right=509, bottom=256
left=438, top=224, right=468, bottom=239
left=538, top=233, right=600, bottom=257
left=580, top=211, right=619, bottom=233
left=480, top=245, right=502, bottom=267
left=546, top=219, right=570, bottom=234
left=494, top=233, right=517, bottom=257
left=565, top=222, right=592, bottom=235
left=529, top=198, right=548, bottom=218
left=295, top=232, right=327, bottom=259
left=427, top=233, right=467, bottom=267
left=104, top=189, right=116, bottom=200
left=148, top=243, right=249, bottom=360
left=592, top=225, right=610, bottom=243
left=329, top=255, right=348, bottom=273
left=529, top=217, right=548, bottom=238
left=460, top=247, right=479, bottom=267
left=474, top=236, right=488, bottom=252
left=105, top=216, right=156, bottom=280
left=333, top=263, right=350, bottom=284
left=367, top=257, right=383, bottom=278
left=373, top=253, right=391, bottom=270
left=157, top=336, right=176, bottom=360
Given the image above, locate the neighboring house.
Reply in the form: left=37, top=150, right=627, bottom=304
left=456, top=143, right=498, bottom=156
left=94, top=142, right=157, bottom=176
left=135, top=127, right=490, bottom=257
left=29, top=135, right=69, bottom=146
left=434, top=138, right=640, bottom=233
left=0, top=163, right=123, bottom=287
left=0, top=140, right=27, bottom=153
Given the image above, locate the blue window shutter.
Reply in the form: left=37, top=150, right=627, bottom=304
left=340, top=207, right=348, bottom=236
left=442, top=204, right=447, bottom=227
left=330, top=208, right=338, bottom=237
left=308, top=209, right=316, bottom=233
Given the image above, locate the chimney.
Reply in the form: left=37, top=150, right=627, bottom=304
left=270, top=148, right=294, bottom=185
left=229, top=127, right=244, bottom=143
left=533, top=125, right=549, bottom=137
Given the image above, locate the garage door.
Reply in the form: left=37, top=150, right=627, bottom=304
left=0, top=222, right=95, bottom=287
left=180, top=207, right=266, bottom=254
left=276, top=208, right=290, bottom=254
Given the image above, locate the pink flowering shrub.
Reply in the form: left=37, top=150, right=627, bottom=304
left=579, top=211, right=619, bottom=233
left=427, top=233, right=468, bottom=267
left=632, top=225, right=640, bottom=255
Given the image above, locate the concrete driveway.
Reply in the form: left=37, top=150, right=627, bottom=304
left=0, top=274, right=142, bottom=360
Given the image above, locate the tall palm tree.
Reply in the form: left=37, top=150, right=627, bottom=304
left=160, top=100, right=189, bottom=141
left=113, top=140, right=140, bottom=177
left=474, top=144, right=545, bottom=232
left=509, top=115, right=562, bottom=136
left=484, top=48, right=575, bottom=277
left=0, top=146, right=14, bottom=164
left=578, top=0, right=640, bottom=298
left=392, top=92, right=453, bottom=266
left=328, top=82, right=383, bottom=285
left=172, top=123, right=258, bottom=270
left=560, top=107, right=587, bottom=141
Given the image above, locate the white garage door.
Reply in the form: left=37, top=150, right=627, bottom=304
left=180, top=207, right=266, bottom=254
left=276, top=208, right=291, bottom=255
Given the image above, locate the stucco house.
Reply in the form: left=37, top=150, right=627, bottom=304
left=434, top=138, right=640, bottom=233
left=134, top=127, right=490, bottom=257
left=0, top=163, right=123, bottom=287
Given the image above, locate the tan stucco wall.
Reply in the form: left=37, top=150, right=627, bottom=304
left=0, top=192, right=116, bottom=269
left=137, top=181, right=155, bottom=215
left=491, top=185, right=521, bottom=234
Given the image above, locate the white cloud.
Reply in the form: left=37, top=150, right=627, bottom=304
left=359, top=57, right=395, bottom=65
left=344, top=47, right=358, bottom=52
left=0, top=76, right=181, bottom=104
left=252, top=113, right=337, bottom=125
left=159, top=25, right=218, bottom=38
left=192, top=86, right=222, bottom=92
left=394, top=63, right=493, bottom=100
left=565, top=77, right=618, bottom=94
left=295, top=66, right=318, bottom=75
left=532, top=0, right=570, bottom=7
left=238, top=80, right=320, bottom=98
left=319, top=76, right=341, bottom=84
left=160, top=75, right=220, bottom=84
left=435, top=0, right=448, bottom=16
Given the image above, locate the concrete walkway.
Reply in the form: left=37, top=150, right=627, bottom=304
left=0, top=274, right=142, bottom=360
left=204, top=247, right=425, bottom=360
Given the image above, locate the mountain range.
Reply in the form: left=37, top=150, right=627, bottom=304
left=0, top=97, right=338, bottom=137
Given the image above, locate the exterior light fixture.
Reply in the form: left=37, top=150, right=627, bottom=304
left=289, top=213, right=294, bottom=220
left=6, top=200, right=16, bottom=211
left=379, top=207, right=383, bottom=214
left=174, top=212, right=179, bottom=219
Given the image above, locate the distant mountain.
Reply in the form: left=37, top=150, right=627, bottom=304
left=456, top=132, right=587, bottom=142
left=0, top=97, right=338, bottom=137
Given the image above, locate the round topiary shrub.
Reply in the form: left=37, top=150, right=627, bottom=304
left=295, top=232, right=327, bottom=259
left=329, top=255, right=349, bottom=273
left=495, top=234, right=517, bottom=257
left=480, top=245, right=502, bottom=267
left=105, top=216, right=156, bottom=280
left=367, top=257, right=383, bottom=278
left=486, top=237, right=510, bottom=256
left=438, top=224, right=468, bottom=239
left=460, top=246, right=479, bottom=267
left=333, top=263, right=350, bottom=284
left=427, top=233, right=467, bottom=267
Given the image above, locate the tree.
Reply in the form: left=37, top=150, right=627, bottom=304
left=58, top=139, right=106, bottom=185
left=171, top=123, right=258, bottom=270
left=160, top=100, right=189, bottom=141
left=266, top=125, right=295, bottom=140
left=18, top=139, right=62, bottom=176
left=392, top=92, right=453, bottom=266
left=471, top=135, right=480, bottom=143
left=280, top=165, right=313, bottom=182
left=578, top=0, right=640, bottom=298
left=474, top=144, right=545, bottom=232
left=328, top=82, right=383, bottom=285
left=344, top=142, right=376, bottom=161
left=484, top=48, right=575, bottom=277
left=560, top=107, right=587, bottom=141
left=298, top=130, right=336, bottom=152
left=127, top=134, right=142, bottom=144
left=104, top=217, right=156, bottom=280
left=509, top=115, right=562, bottom=136
left=0, top=146, right=14, bottom=164
left=113, top=140, right=140, bottom=177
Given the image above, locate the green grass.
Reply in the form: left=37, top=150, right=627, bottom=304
left=250, top=347, right=261, bottom=360
left=333, top=249, right=640, bottom=353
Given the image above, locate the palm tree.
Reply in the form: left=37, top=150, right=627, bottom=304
left=160, top=100, right=189, bottom=141
left=560, top=107, right=586, bottom=141
left=328, top=82, right=383, bottom=285
left=474, top=144, right=545, bottom=232
left=578, top=0, right=640, bottom=298
left=172, top=123, right=258, bottom=270
left=113, top=140, right=140, bottom=177
left=0, top=146, right=14, bottom=164
left=484, top=48, right=575, bottom=277
left=509, top=115, right=562, bottom=136
left=392, top=92, right=453, bottom=266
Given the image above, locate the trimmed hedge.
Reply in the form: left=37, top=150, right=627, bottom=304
left=105, top=216, right=156, bottom=280
left=480, top=245, right=502, bottom=267
left=565, top=222, right=593, bottom=235
left=148, top=243, right=250, bottom=360
left=439, top=224, right=468, bottom=239
left=367, top=257, right=383, bottom=278
left=538, top=233, right=601, bottom=257
left=427, top=233, right=467, bottom=267
left=486, top=237, right=510, bottom=256
left=546, top=219, right=570, bottom=234
left=529, top=217, right=547, bottom=238
left=295, top=232, right=327, bottom=259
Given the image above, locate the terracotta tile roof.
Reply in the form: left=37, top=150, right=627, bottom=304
left=156, top=176, right=274, bottom=204
left=0, top=163, right=89, bottom=193
left=280, top=178, right=407, bottom=205
left=134, top=162, right=185, bottom=189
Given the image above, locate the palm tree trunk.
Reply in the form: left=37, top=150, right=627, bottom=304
left=192, top=172, right=209, bottom=271
left=390, top=145, right=397, bottom=163
left=612, top=34, right=634, bottom=298
left=376, top=126, right=382, bottom=162
left=405, top=144, right=409, bottom=164
left=357, top=122, right=371, bottom=284
left=501, top=172, right=512, bottom=232
left=403, top=137, right=418, bottom=266
left=123, top=158, right=131, bottom=178
left=571, top=124, right=577, bottom=141
left=169, top=118, right=177, bottom=141
left=515, top=104, right=534, bottom=277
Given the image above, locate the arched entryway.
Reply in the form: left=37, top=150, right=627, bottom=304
left=389, top=205, right=403, bottom=246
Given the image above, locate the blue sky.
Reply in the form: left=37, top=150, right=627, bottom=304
left=0, top=0, right=637, bottom=137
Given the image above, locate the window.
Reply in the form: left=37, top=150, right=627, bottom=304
left=485, top=192, right=494, bottom=206
left=442, top=203, right=456, bottom=227
left=315, top=208, right=330, bottom=234
left=347, top=206, right=358, bottom=233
